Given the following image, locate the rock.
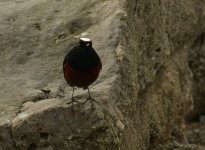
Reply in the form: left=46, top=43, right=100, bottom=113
left=20, top=101, right=35, bottom=112
left=185, top=122, right=205, bottom=146
left=199, top=116, right=205, bottom=123
left=21, top=90, right=45, bottom=102
left=12, top=98, right=107, bottom=150
left=153, top=141, right=201, bottom=150
left=0, top=121, right=16, bottom=150
left=116, top=120, right=125, bottom=132
left=187, top=33, right=205, bottom=121
left=0, top=0, right=205, bottom=150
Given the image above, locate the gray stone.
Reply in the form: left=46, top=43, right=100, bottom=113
left=0, top=0, right=205, bottom=150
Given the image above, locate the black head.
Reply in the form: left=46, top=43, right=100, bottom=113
left=79, top=38, right=92, bottom=47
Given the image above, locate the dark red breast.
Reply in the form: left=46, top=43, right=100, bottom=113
left=63, top=39, right=102, bottom=88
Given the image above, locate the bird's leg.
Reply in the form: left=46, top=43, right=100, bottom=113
left=84, top=87, right=98, bottom=104
left=71, top=87, right=75, bottom=111
left=67, top=87, right=78, bottom=112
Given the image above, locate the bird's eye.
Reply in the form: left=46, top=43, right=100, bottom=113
left=86, top=43, right=90, bottom=46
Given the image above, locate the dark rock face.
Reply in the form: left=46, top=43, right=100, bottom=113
left=118, top=0, right=205, bottom=149
left=187, top=33, right=205, bottom=121
left=0, top=0, right=205, bottom=150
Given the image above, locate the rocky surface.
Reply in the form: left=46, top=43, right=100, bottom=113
left=0, top=0, right=205, bottom=150
left=187, top=33, right=205, bottom=122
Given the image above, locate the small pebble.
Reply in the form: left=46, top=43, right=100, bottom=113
left=116, top=120, right=125, bottom=131
left=199, top=115, right=205, bottom=123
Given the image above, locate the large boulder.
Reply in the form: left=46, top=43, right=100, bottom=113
left=0, top=0, right=205, bottom=149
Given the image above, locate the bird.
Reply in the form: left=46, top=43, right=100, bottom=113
left=63, top=38, right=102, bottom=110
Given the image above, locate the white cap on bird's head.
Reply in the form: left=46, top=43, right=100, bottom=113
left=80, top=37, right=91, bottom=42
left=79, top=38, right=92, bottom=46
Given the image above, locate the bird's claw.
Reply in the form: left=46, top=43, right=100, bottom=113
left=83, top=96, right=98, bottom=104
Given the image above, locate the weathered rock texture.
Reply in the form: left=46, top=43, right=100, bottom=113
left=187, top=33, right=205, bottom=121
left=117, top=0, right=205, bottom=149
left=0, top=0, right=205, bottom=150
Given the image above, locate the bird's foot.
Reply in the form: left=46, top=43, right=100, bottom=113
left=67, top=97, right=79, bottom=112
left=84, top=96, right=98, bottom=104
left=82, top=97, right=99, bottom=110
